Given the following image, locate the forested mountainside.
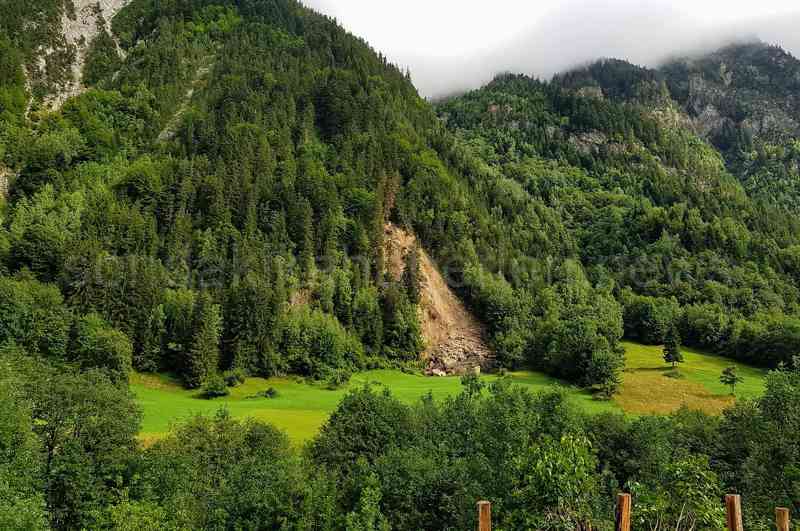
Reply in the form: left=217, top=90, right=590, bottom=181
left=1, top=0, right=438, bottom=388
left=0, top=0, right=630, bottom=394
left=557, top=42, right=800, bottom=211
left=437, top=48, right=800, bottom=380
left=2, top=0, right=800, bottom=529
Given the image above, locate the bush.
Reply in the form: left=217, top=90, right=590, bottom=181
left=202, top=375, right=229, bottom=399
left=250, top=387, right=279, bottom=399
left=223, top=368, right=247, bottom=387
left=263, top=387, right=278, bottom=398
left=326, top=368, right=352, bottom=390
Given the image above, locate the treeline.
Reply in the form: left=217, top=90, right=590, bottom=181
left=2, top=348, right=799, bottom=530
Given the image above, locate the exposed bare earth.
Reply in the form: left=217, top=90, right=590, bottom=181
left=384, top=223, right=494, bottom=375
left=0, top=165, right=10, bottom=199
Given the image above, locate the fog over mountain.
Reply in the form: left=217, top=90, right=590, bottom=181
left=304, top=0, right=800, bottom=98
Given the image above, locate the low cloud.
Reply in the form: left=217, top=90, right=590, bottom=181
left=412, top=2, right=800, bottom=98
left=303, top=0, right=800, bottom=99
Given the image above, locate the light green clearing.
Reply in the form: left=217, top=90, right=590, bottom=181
left=133, top=342, right=768, bottom=443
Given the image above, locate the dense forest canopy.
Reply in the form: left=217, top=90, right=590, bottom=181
left=2, top=0, right=800, bottom=528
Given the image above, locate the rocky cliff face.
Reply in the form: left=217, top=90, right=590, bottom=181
left=0, top=165, right=10, bottom=200
left=28, top=0, right=129, bottom=110
left=662, top=41, right=800, bottom=146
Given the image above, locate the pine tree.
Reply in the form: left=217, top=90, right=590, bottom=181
left=185, top=292, right=223, bottom=388
left=298, top=199, right=316, bottom=283
left=663, top=324, right=684, bottom=369
left=402, top=242, right=421, bottom=305
left=720, top=366, right=744, bottom=395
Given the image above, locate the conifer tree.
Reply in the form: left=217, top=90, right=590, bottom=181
left=298, top=199, right=316, bottom=283
left=402, top=242, right=422, bottom=305
left=185, top=292, right=223, bottom=388
left=663, top=324, right=684, bottom=369
left=720, top=366, right=744, bottom=395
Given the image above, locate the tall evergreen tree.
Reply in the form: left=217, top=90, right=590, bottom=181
left=185, top=292, right=222, bottom=388
left=402, top=242, right=422, bottom=305
left=663, top=324, right=684, bottom=369
left=720, top=366, right=743, bottom=395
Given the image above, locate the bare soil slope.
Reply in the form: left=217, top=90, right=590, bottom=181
left=384, top=223, right=494, bottom=375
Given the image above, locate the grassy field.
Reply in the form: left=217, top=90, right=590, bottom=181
left=617, top=341, right=767, bottom=415
left=132, top=369, right=615, bottom=444
left=132, top=342, right=768, bottom=443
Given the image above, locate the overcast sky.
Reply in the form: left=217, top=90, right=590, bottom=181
left=303, top=0, right=800, bottom=98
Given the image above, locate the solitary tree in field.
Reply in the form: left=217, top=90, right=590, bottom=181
left=663, top=324, right=684, bottom=369
left=720, top=366, right=744, bottom=395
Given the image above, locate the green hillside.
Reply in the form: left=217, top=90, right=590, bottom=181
left=1, top=0, right=800, bottom=529
left=436, top=69, right=800, bottom=378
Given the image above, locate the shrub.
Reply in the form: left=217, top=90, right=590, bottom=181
left=223, top=368, right=247, bottom=387
left=326, top=368, right=352, bottom=390
left=202, top=375, right=229, bottom=399
left=263, top=387, right=278, bottom=398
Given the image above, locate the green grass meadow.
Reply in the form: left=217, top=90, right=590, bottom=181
left=133, top=342, right=769, bottom=443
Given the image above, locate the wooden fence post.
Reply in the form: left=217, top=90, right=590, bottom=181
left=615, top=493, right=631, bottom=531
left=477, top=500, right=491, bottom=531
left=725, top=495, right=743, bottom=531
left=776, top=507, right=790, bottom=531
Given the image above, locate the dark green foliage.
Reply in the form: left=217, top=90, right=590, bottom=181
left=0, top=275, right=71, bottom=359
left=345, top=473, right=391, bottom=531
left=201, top=374, right=229, bottom=398
left=720, top=366, right=744, bottom=395
left=1, top=353, right=142, bottom=530
left=223, top=367, right=246, bottom=387
left=259, top=387, right=279, bottom=399
left=663, top=324, right=684, bottom=368
left=1, top=0, right=431, bottom=388
left=0, top=363, right=47, bottom=530
left=311, top=386, right=414, bottom=474
left=71, top=313, right=133, bottom=383
left=4, top=0, right=800, bottom=528
left=716, top=360, right=800, bottom=526
left=130, top=410, right=334, bottom=530
left=436, top=66, right=800, bottom=371
left=82, top=28, right=122, bottom=87
left=184, top=292, right=222, bottom=388
left=277, top=305, right=365, bottom=379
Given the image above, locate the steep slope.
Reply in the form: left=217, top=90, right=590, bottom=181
left=558, top=43, right=800, bottom=211
left=436, top=66, right=800, bottom=373
left=39, top=0, right=130, bottom=109
left=384, top=223, right=493, bottom=375
left=0, top=0, right=487, bottom=389
left=662, top=41, right=800, bottom=145
left=6, top=0, right=800, bottom=399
